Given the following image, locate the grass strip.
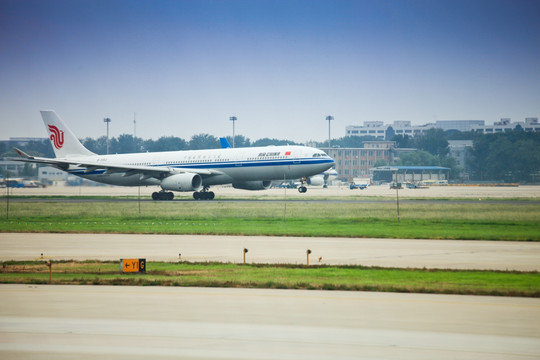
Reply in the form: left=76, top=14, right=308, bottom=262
left=1, top=217, right=539, bottom=240
left=2, top=200, right=540, bottom=240
left=2, top=261, right=539, bottom=297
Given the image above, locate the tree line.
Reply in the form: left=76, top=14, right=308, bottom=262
left=391, top=129, right=540, bottom=183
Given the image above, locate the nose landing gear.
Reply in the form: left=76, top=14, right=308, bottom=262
left=298, top=177, right=307, bottom=193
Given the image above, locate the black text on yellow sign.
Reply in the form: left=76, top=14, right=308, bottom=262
left=121, top=258, right=146, bottom=273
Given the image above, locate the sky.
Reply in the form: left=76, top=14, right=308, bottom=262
left=1, top=0, right=539, bottom=143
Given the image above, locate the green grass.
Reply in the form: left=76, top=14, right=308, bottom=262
left=1, top=199, right=540, bottom=240
left=2, top=261, right=538, bottom=297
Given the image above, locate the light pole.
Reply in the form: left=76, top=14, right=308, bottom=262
left=229, top=116, right=237, bottom=148
left=104, top=118, right=111, bottom=154
left=326, top=115, right=333, bottom=149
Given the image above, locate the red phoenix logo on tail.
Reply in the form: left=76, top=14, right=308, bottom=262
left=48, top=125, right=64, bottom=149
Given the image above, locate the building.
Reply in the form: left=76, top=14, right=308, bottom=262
left=38, top=166, right=69, bottom=184
left=323, top=141, right=396, bottom=181
left=371, top=166, right=450, bottom=184
left=8, top=137, right=47, bottom=145
left=0, top=159, right=27, bottom=177
left=470, top=117, right=540, bottom=134
left=448, top=140, right=473, bottom=173
left=346, top=118, right=538, bottom=140
left=345, top=120, right=484, bottom=139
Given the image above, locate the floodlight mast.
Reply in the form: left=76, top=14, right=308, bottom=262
left=104, top=117, right=111, bottom=154
left=229, top=116, right=237, bottom=148
left=326, top=115, right=334, bottom=149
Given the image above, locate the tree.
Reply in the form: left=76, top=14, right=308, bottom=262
left=111, top=134, right=144, bottom=154
left=392, top=134, right=414, bottom=148
left=144, top=136, right=187, bottom=152
left=467, top=132, right=540, bottom=182
left=395, top=150, right=439, bottom=166
left=335, top=136, right=370, bottom=148
left=189, top=134, right=219, bottom=150
left=82, top=136, right=108, bottom=154
left=440, top=156, right=461, bottom=180
left=225, top=135, right=251, bottom=148
left=414, top=128, right=449, bottom=158
left=467, top=135, right=490, bottom=181
left=4, top=139, right=54, bottom=158
left=251, top=138, right=299, bottom=147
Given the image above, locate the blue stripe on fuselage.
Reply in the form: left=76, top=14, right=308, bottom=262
left=67, top=157, right=334, bottom=176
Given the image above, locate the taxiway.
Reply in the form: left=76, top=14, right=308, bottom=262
left=1, top=233, right=539, bottom=271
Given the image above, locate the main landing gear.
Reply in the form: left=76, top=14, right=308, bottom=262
left=193, top=186, right=215, bottom=200
left=152, top=191, right=174, bottom=201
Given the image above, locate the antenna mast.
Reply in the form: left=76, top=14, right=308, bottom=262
left=133, top=112, right=136, bottom=137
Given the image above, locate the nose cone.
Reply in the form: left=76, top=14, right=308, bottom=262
left=327, top=154, right=335, bottom=167
left=320, top=156, right=335, bottom=172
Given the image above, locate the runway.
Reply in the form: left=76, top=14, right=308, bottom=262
left=1, top=285, right=539, bottom=359
left=7, top=183, right=540, bottom=198
left=1, top=233, right=539, bottom=271
left=2, top=232, right=539, bottom=359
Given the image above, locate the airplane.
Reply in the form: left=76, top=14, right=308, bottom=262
left=11, top=110, right=335, bottom=200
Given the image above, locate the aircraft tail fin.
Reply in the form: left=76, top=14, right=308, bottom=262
left=219, top=137, right=232, bottom=149
left=40, top=110, right=95, bottom=158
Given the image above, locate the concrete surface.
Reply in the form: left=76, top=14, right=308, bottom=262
left=1, top=233, right=539, bottom=271
left=5, top=183, right=540, bottom=198
left=1, top=284, right=539, bottom=360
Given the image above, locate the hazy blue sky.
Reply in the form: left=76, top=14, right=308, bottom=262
left=1, top=0, right=539, bottom=143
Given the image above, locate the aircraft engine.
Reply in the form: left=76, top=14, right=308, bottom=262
left=232, top=180, right=272, bottom=191
left=307, top=175, right=324, bottom=186
left=160, top=173, right=202, bottom=192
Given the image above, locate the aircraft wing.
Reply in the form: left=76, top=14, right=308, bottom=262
left=10, top=147, right=221, bottom=180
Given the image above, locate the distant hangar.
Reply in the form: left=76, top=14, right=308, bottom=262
left=371, top=166, right=450, bottom=184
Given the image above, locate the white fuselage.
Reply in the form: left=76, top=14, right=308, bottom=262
left=65, top=145, right=334, bottom=188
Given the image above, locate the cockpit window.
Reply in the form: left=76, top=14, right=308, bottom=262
left=312, top=152, right=327, bottom=157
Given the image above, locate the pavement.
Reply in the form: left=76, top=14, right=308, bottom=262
left=1, top=285, right=539, bottom=360
left=6, top=183, right=540, bottom=198
left=1, top=233, right=539, bottom=271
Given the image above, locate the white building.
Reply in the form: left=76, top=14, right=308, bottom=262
left=38, top=166, right=68, bottom=184
left=470, top=117, right=540, bottom=134
left=346, top=118, right=538, bottom=139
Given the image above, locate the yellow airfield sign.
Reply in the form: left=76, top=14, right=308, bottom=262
left=120, top=258, right=146, bottom=273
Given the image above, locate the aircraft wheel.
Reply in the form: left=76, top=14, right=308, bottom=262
left=298, top=186, right=307, bottom=193
left=167, top=192, right=174, bottom=200
left=193, top=191, right=215, bottom=200
left=152, top=192, right=159, bottom=200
